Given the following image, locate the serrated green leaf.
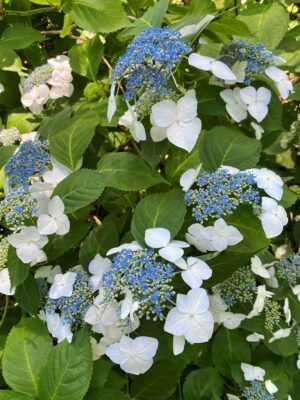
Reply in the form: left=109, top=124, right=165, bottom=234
left=7, top=246, right=30, bottom=288
left=183, top=368, right=223, bottom=400
left=2, top=319, right=52, bottom=397
left=38, top=329, right=93, bottom=400
left=61, top=0, right=130, bottom=33
left=97, top=152, right=165, bottom=191
left=1, top=25, right=43, bottom=50
left=52, top=169, right=105, bottom=213
left=69, top=36, right=103, bottom=81
left=200, top=126, right=262, bottom=171
left=131, top=189, right=186, bottom=246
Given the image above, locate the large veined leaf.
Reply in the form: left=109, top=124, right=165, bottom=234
left=2, top=319, right=52, bottom=397
left=97, top=152, right=165, bottom=191
left=200, top=126, right=262, bottom=171
left=131, top=189, right=186, bottom=246
left=0, top=146, right=17, bottom=168
left=61, top=0, right=130, bottom=33
left=0, top=392, right=35, bottom=400
left=0, top=25, right=43, bottom=50
left=53, top=169, right=105, bottom=213
left=183, top=368, right=223, bottom=400
left=15, top=273, right=40, bottom=315
left=7, top=246, right=30, bottom=288
left=38, top=329, right=93, bottom=400
left=238, top=3, right=289, bottom=49
left=49, top=110, right=99, bottom=171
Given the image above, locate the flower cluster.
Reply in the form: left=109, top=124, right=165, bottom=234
left=21, top=55, right=73, bottom=115
left=242, top=380, right=275, bottom=400
left=184, top=170, right=261, bottom=223
left=0, top=127, right=21, bottom=146
left=0, top=236, right=9, bottom=270
left=275, top=252, right=300, bottom=285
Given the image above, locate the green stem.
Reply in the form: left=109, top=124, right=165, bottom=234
left=0, top=296, right=9, bottom=331
left=4, top=6, right=58, bottom=16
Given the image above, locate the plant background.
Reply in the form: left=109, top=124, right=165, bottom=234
left=0, top=0, right=299, bottom=399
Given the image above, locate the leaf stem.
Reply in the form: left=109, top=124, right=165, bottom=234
left=4, top=6, right=57, bottom=16
left=0, top=296, right=9, bottom=331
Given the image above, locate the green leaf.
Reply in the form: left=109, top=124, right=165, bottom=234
left=44, top=217, right=90, bottom=261
left=238, top=3, right=289, bottom=49
left=288, top=291, right=300, bottom=323
left=53, top=169, right=105, bottom=213
left=0, top=146, right=17, bottom=169
left=79, top=216, right=119, bottom=267
left=97, top=152, right=165, bottom=191
left=49, top=111, right=99, bottom=170
left=38, top=329, right=93, bottom=400
left=225, top=208, right=270, bottom=254
left=1, top=25, right=43, bottom=50
left=0, top=45, right=21, bottom=72
left=87, top=358, right=114, bottom=395
left=187, top=0, right=215, bottom=15
left=131, top=189, right=186, bottom=246
left=0, top=391, right=35, bottom=400
left=265, top=332, right=299, bottom=357
left=69, top=36, right=103, bottom=81
left=119, top=0, right=169, bottom=37
left=61, top=0, right=130, bottom=33
left=131, top=360, right=184, bottom=400
left=200, top=126, right=262, bottom=171
left=206, top=17, right=251, bottom=37
left=15, top=273, right=40, bottom=315
left=211, top=328, right=251, bottom=378
left=2, top=319, right=52, bottom=398
left=6, top=112, right=40, bottom=134
left=7, top=246, right=30, bottom=288
left=196, top=84, right=227, bottom=116
left=86, top=389, right=127, bottom=400
left=141, top=139, right=169, bottom=169
left=183, top=368, right=223, bottom=400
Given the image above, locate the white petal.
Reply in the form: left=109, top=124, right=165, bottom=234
left=256, top=87, right=272, bottom=105
left=164, top=308, right=189, bottom=336
left=106, top=342, right=129, bottom=365
left=184, top=311, right=214, bottom=343
left=121, top=357, right=153, bottom=375
left=239, top=86, right=257, bottom=105
left=226, top=103, right=247, bottom=123
left=248, top=102, right=269, bottom=122
left=265, top=66, right=286, bottom=83
left=134, top=336, right=158, bottom=360
left=167, top=119, right=201, bottom=153
left=107, top=83, right=116, bottom=122
left=150, top=125, right=167, bottom=142
left=55, top=214, right=70, bottom=235
left=144, top=228, right=170, bottom=248
left=176, top=95, right=198, bottom=121
left=211, top=61, right=237, bottom=81
left=180, top=167, right=199, bottom=191
left=151, top=100, right=177, bottom=128
left=17, top=244, right=41, bottom=264
left=265, top=380, right=278, bottom=395
left=37, top=215, right=58, bottom=235
left=251, top=256, right=270, bottom=278
left=188, top=53, right=214, bottom=71
left=173, top=335, right=185, bottom=355
left=131, top=121, right=146, bottom=142
left=48, top=196, right=65, bottom=217
left=159, top=244, right=184, bottom=262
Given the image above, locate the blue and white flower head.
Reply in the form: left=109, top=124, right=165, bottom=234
left=274, top=252, right=300, bottom=286
left=0, top=127, right=21, bottom=146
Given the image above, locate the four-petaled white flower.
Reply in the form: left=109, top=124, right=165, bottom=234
left=218, top=312, right=246, bottom=329
left=120, top=288, right=139, bottom=321
left=248, top=285, right=273, bottom=318
left=250, top=256, right=270, bottom=279
left=37, top=196, right=70, bottom=236
left=47, top=55, right=73, bottom=99
left=175, top=257, right=212, bottom=289
left=241, top=362, right=265, bottom=381
left=21, top=84, right=50, bottom=115
left=220, top=88, right=247, bottom=122
left=205, top=218, right=243, bottom=252
left=188, top=53, right=237, bottom=81
left=269, top=327, right=291, bottom=343
left=250, top=168, right=283, bottom=200
left=150, top=90, right=202, bottom=152
left=106, top=335, right=158, bottom=375
left=260, top=197, right=288, bottom=239
left=164, top=288, right=214, bottom=345
left=8, top=226, right=48, bottom=264
left=145, top=227, right=189, bottom=263
left=180, top=164, right=201, bottom=191
left=265, top=66, right=293, bottom=99
left=49, top=271, right=77, bottom=299
left=185, top=223, right=215, bottom=253
left=119, top=105, right=146, bottom=142
left=239, top=86, right=271, bottom=122
left=46, top=312, right=73, bottom=343
left=246, top=332, right=265, bottom=342
left=88, top=254, right=111, bottom=289
left=0, top=268, right=15, bottom=296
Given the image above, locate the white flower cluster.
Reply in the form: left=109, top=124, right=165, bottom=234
left=21, top=55, right=73, bottom=115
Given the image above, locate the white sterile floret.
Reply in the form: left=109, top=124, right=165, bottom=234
left=188, top=53, right=237, bottom=81
left=265, top=266, right=279, bottom=289
left=249, top=168, right=283, bottom=200
left=49, top=271, right=77, bottom=299
left=205, top=218, right=243, bottom=252
left=46, top=312, right=73, bottom=343
left=239, top=86, right=271, bottom=122
left=269, top=328, right=291, bottom=343
left=106, top=335, right=158, bottom=375
left=251, top=122, right=264, bottom=140
left=119, top=105, right=146, bottom=142
left=107, top=83, right=117, bottom=122
left=164, top=288, right=214, bottom=346
left=144, top=227, right=189, bottom=263
left=88, top=254, right=111, bottom=289
left=185, top=223, right=215, bottom=253
left=260, top=197, right=288, bottom=239
left=21, top=84, right=50, bottom=115
left=218, top=312, right=246, bottom=329
left=220, top=88, right=248, bottom=123
left=47, top=55, right=73, bottom=99
left=265, top=66, right=293, bottom=99
left=37, top=196, right=70, bottom=236
left=180, top=164, right=201, bottom=191
left=150, top=90, right=202, bottom=152
left=292, top=285, right=300, bottom=301
left=265, top=380, right=278, bottom=395
left=284, top=298, right=291, bottom=325
left=8, top=226, right=48, bottom=264
left=246, top=332, right=265, bottom=342
left=106, top=241, right=143, bottom=256
left=250, top=256, right=270, bottom=279
left=241, top=363, right=265, bottom=381
left=0, top=268, right=15, bottom=296
left=90, top=337, right=104, bottom=361
left=34, top=265, right=62, bottom=284
left=248, top=285, right=273, bottom=319
left=175, top=257, right=212, bottom=289
left=179, top=15, right=215, bottom=40
left=209, top=294, right=228, bottom=324
left=172, top=335, right=186, bottom=355
left=120, top=288, right=139, bottom=321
